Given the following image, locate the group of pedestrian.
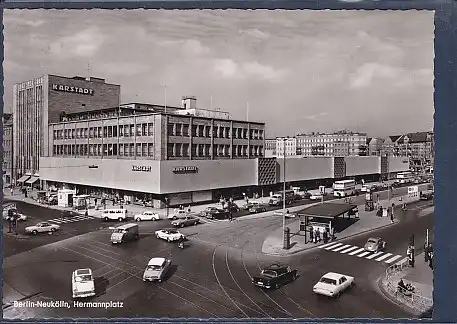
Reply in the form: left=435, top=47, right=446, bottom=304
left=310, top=227, right=332, bottom=244
left=179, top=205, right=192, bottom=213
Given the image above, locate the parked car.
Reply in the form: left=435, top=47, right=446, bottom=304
left=249, top=205, right=267, bottom=213
left=420, top=191, right=434, bottom=201
left=143, top=257, right=172, bottom=282
left=135, top=211, right=160, bottom=222
left=364, top=237, right=386, bottom=253
left=298, top=191, right=312, bottom=199
left=110, top=223, right=139, bottom=244
left=201, top=207, right=223, bottom=218
left=224, top=203, right=240, bottom=213
left=3, top=209, right=27, bottom=221
left=252, top=263, right=298, bottom=289
left=171, top=215, right=200, bottom=227
left=167, top=210, right=188, bottom=220
left=206, top=209, right=230, bottom=220
left=155, top=228, right=185, bottom=242
left=241, top=200, right=262, bottom=210
left=310, top=193, right=323, bottom=200
left=313, top=272, right=354, bottom=297
left=72, top=268, right=96, bottom=298
left=25, top=222, right=60, bottom=235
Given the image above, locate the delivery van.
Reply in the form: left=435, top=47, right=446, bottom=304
left=102, top=208, right=128, bottom=221
left=110, top=223, right=139, bottom=244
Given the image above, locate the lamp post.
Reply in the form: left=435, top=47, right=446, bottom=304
left=282, top=137, right=287, bottom=249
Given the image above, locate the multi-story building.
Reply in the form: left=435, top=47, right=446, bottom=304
left=13, top=74, right=121, bottom=184
left=40, top=96, right=268, bottom=207
left=396, top=131, right=434, bottom=172
left=367, top=137, right=385, bottom=156
left=2, top=113, right=13, bottom=185
left=264, top=139, right=276, bottom=157
left=276, top=137, right=297, bottom=157
left=296, top=131, right=368, bottom=157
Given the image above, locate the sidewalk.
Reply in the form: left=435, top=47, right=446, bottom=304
left=380, top=252, right=433, bottom=315
left=262, top=194, right=414, bottom=256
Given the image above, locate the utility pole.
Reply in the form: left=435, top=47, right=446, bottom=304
left=282, top=137, right=287, bottom=248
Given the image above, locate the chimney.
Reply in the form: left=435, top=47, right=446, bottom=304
left=181, top=96, right=197, bottom=110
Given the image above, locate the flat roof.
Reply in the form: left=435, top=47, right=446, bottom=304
left=297, top=202, right=357, bottom=219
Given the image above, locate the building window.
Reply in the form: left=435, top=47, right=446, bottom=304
left=71, top=129, right=75, bottom=139
left=168, top=123, right=174, bottom=136
left=136, top=143, right=142, bottom=156
left=213, top=126, right=219, bottom=138
left=183, top=144, right=189, bottom=157
left=213, top=144, right=218, bottom=157
left=175, top=124, right=182, bottom=136
left=219, top=126, right=224, bottom=138
left=130, top=144, right=135, bottom=156
left=137, top=124, right=142, bottom=136
left=103, top=127, right=108, bottom=138
left=108, top=126, right=113, bottom=138
left=103, top=144, right=107, bottom=156
left=142, top=143, right=147, bottom=156
left=175, top=143, right=182, bottom=157
left=119, top=125, right=124, bottom=136
left=142, top=123, right=147, bottom=136
left=98, top=127, right=102, bottom=138
left=130, top=125, right=135, bottom=137
left=113, top=125, right=117, bottom=137
left=205, top=144, right=211, bottom=157
left=198, top=144, right=204, bottom=157
left=119, top=144, right=124, bottom=156
left=53, top=145, right=57, bottom=155
left=189, top=144, right=196, bottom=157
left=148, top=143, right=154, bottom=157
left=167, top=143, right=174, bottom=157
left=191, top=125, right=198, bottom=137
left=183, top=124, right=189, bottom=137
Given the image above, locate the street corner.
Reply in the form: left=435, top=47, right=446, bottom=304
left=3, top=231, right=30, bottom=240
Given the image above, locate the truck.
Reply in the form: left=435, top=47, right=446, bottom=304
left=268, top=190, right=295, bottom=206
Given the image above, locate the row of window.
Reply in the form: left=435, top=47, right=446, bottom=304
left=54, top=123, right=154, bottom=140
left=53, top=143, right=154, bottom=157
left=167, top=143, right=264, bottom=158
left=167, top=123, right=264, bottom=140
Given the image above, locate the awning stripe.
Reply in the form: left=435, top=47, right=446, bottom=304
left=17, top=175, right=31, bottom=183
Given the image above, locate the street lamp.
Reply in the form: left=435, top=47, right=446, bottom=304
left=282, top=137, right=287, bottom=249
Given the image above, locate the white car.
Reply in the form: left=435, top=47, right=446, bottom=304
left=25, top=222, right=60, bottom=235
left=3, top=210, right=27, bottom=221
left=72, top=268, right=96, bottom=298
left=143, top=257, right=172, bottom=282
left=135, top=211, right=160, bottom=222
left=167, top=210, right=188, bottom=220
left=310, top=193, right=323, bottom=200
left=155, top=228, right=185, bottom=242
left=313, top=272, right=355, bottom=298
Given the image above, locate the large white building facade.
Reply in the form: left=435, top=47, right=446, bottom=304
left=296, top=131, right=368, bottom=157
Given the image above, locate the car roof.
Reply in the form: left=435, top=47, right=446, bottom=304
left=322, top=272, right=344, bottom=280
left=75, top=268, right=92, bottom=275
left=115, top=223, right=138, bottom=230
left=163, top=228, right=178, bottom=232
left=368, top=237, right=380, bottom=241
left=264, top=263, right=287, bottom=270
left=148, top=257, right=166, bottom=266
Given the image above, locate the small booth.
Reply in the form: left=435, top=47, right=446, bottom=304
left=73, top=195, right=90, bottom=210
left=58, top=189, right=76, bottom=208
left=25, top=173, right=40, bottom=189
left=297, top=202, right=359, bottom=243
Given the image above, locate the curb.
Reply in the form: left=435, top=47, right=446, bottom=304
left=376, top=274, right=419, bottom=317
left=262, top=219, right=399, bottom=257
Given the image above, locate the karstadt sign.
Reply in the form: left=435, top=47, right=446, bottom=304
left=51, top=84, right=94, bottom=96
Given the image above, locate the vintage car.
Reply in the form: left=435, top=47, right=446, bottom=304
left=171, top=215, right=200, bottom=227
left=25, top=222, right=60, bottom=235
left=143, top=257, right=172, bottom=282
left=252, top=263, right=298, bottom=289
left=273, top=210, right=297, bottom=218
left=224, top=203, right=240, bottom=213
left=313, top=272, right=355, bottom=297
left=205, top=209, right=230, bottom=220
left=364, top=237, right=386, bottom=253
left=241, top=200, right=262, bottom=210
left=200, top=207, right=221, bottom=217
left=3, top=208, right=27, bottom=221
left=155, top=228, right=185, bottom=242
left=249, top=205, right=267, bottom=214
left=72, top=268, right=96, bottom=298
left=420, top=191, right=434, bottom=201
left=310, top=193, right=323, bottom=200
left=134, top=211, right=160, bottom=222
left=167, top=210, right=188, bottom=220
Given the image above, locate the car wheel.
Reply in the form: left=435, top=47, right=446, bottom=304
left=336, top=292, right=341, bottom=298
left=50, top=228, right=56, bottom=232
left=194, top=221, right=198, bottom=225
left=167, top=238, right=170, bottom=242
left=118, top=217, right=123, bottom=222
left=158, top=279, right=162, bottom=283
left=32, top=230, right=38, bottom=235
left=173, top=216, right=177, bottom=220
left=136, top=218, right=141, bottom=222
left=275, top=283, right=279, bottom=289
left=156, top=234, right=160, bottom=238
left=135, top=234, right=139, bottom=240
left=292, top=273, right=297, bottom=281
left=104, top=217, right=109, bottom=221
left=180, top=224, right=184, bottom=228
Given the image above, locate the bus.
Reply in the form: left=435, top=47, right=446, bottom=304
left=269, top=190, right=295, bottom=206
left=333, top=179, right=356, bottom=197
left=396, top=171, right=414, bottom=184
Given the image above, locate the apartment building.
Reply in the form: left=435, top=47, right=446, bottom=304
left=296, top=131, right=368, bottom=157
left=3, top=113, right=13, bottom=185
left=276, top=137, right=297, bottom=157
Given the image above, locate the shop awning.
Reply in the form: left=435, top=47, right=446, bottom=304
left=17, top=175, right=31, bottom=183
left=25, top=176, right=40, bottom=184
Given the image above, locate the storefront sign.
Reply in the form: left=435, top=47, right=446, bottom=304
left=132, top=165, right=152, bottom=172
left=172, top=166, right=198, bottom=174
left=51, top=84, right=94, bottom=96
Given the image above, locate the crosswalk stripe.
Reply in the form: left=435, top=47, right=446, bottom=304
left=357, top=251, right=371, bottom=258
left=375, top=253, right=392, bottom=262
left=384, top=255, right=403, bottom=264
left=324, top=243, right=343, bottom=250
left=340, top=246, right=359, bottom=254
left=366, top=251, right=384, bottom=260
left=348, top=247, right=365, bottom=255
left=318, top=242, right=339, bottom=249
left=395, top=257, right=408, bottom=266
left=332, top=244, right=352, bottom=252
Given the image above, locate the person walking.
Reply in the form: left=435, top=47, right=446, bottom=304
left=229, top=211, right=233, bottom=222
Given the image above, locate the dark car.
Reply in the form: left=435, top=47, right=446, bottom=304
left=252, top=263, right=298, bottom=289
left=420, top=191, right=434, bottom=201
left=207, top=209, right=229, bottom=220
left=249, top=205, right=267, bottom=213
left=224, top=203, right=240, bottom=213
left=200, top=207, right=222, bottom=218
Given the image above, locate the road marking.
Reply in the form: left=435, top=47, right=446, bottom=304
left=348, top=247, right=365, bottom=255
left=357, top=251, right=371, bottom=258
left=332, top=244, right=352, bottom=252
left=324, top=243, right=343, bottom=250
left=366, top=251, right=384, bottom=260
left=318, top=242, right=339, bottom=249
left=395, top=257, right=408, bottom=266
left=375, top=253, right=393, bottom=262
left=384, top=255, right=403, bottom=264
left=340, top=246, right=359, bottom=254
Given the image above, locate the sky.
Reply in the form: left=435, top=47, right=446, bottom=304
left=4, top=10, right=434, bottom=138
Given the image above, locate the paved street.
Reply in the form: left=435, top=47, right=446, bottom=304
left=3, top=185, right=433, bottom=319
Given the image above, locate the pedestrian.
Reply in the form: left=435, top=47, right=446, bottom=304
left=316, top=230, right=321, bottom=242
left=313, top=230, right=317, bottom=243
left=94, top=198, right=98, bottom=206
left=323, top=231, right=328, bottom=243
left=390, top=212, right=394, bottom=223
left=310, top=229, right=314, bottom=243
left=229, top=211, right=233, bottom=222
left=10, top=187, right=13, bottom=196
